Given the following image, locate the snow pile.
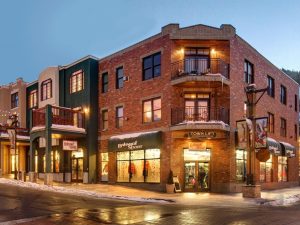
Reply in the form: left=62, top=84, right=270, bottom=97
left=261, top=194, right=300, bottom=206
left=110, top=131, right=160, bottom=140
left=51, top=124, right=86, bottom=133
left=0, top=178, right=170, bottom=204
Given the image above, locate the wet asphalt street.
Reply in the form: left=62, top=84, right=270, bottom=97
left=0, top=183, right=300, bottom=225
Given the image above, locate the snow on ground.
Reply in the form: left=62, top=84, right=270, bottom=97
left=260, top=194, right=300, bottom=206
left=0, top=178, right=171, bottom=204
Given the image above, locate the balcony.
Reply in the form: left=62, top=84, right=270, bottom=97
left=0, top=126, right=29, bottom=141
left=171, top=58, right=230, bottom=87
left=171, top=106, right=230, bottom=131
left=32, top=106, right=86, bottom=134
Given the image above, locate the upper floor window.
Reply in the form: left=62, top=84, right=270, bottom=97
left=70, top=70, right=84, bottom=93
left=102, top=109, right=108, bottom=130
left=280, top=117, right=287, bottom=137
left=102, top=72, right=108, bottom=93
left=244, top=60, right=254, bottom=84
left=11, top=92, right=19, bottom=109
left=143, top=97, right=161, bottom=123
left=295, top=124, right=298, bottom=141
left=143, top=52, right=161, bottom=80
left=267, top=75, right=275, bottom=98
left=295, top=95, right=298, bottom=112
left=116, top=106, right=123, bottom=128
left=280, top=85, right=287, bottom=105
left=28, top=90, right=37, bottom=108
left=116, top=67, right=124, bottom=89
left=41, top=79, right=52, bottom=101
left=268, top=112, right=274, bottom=133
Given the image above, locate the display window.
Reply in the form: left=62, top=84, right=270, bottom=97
left=278, top=156, right=288, bottom=182
left=236, top=149, right=247, bottom=182
left=101, top=153, right=109, bottom=182
left=260, top=156, right=272, bottom=182
left=116, top=149, right=160, bottom=183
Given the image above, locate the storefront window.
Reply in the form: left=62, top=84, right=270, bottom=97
left=101, top=153, right=109, bottom=182
left=145, top=149, right=160, bottom=183
left=130, top=150, right=144, bottom=182
left=10, top=148, right=19, bottom=172
left=236, top=149, right=247, bottom=182
left=117, top=151, right=130, bottom=182
left=35, top=150, right=38, bottom=173
left=54, top=151, right=60, bottom=173
left=43, top=151, right=54, bottom=173
left=260, top=156, right=272, bottom=182
left=117, top=149, right=161, bottom=183
left=278, top=156, right=288, bottom=182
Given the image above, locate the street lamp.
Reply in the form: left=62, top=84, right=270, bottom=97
left=7, top=114, right=18, bottom=180
left=244, top=84, right=268, bottom=186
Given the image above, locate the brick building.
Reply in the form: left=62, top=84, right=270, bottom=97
left=98, top=23, right=299, bottom=193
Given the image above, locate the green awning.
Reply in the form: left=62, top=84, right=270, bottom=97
left=108, top=131, right=162, bottom=151
left=267, top=137, right=282, bottom=156
left=279, top=141, right=296, bottom=158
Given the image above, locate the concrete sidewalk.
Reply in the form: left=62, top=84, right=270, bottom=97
left=1, top=175, right=300, bottom=206
left=39, top=179, right=300, bottom=206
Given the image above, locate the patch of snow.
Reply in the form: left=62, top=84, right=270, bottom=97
left=31, top=126, right=45, bottom=132
left=110, top=131, right=160, bottom=140
left=279, top=141, right=294, bottom=148
left=260, top=194, right=300, bottom=206
left=0, top=178, right=170, bottom=204
left=0, top=133, right=30, bottom=140
left=51, top=124, right=86, bottom=133
left=177, top=120, right=229, bottom=127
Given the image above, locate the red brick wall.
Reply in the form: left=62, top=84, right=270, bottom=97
left=97, top=28, right=299, bottom=192
left=230, top=36, right=299, bottom=184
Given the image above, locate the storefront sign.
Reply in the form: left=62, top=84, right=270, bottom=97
left=255, top=117, right=268, bottom=149
left=63, top=140, right=78, bottom=151
left=108, top=131, right=162, bottom=151
left=117, top=141, right=143, bottom=150
left=184, top=131, right=217, bottom=139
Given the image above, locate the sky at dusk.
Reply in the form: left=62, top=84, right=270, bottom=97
left=0, top=0, right=299, bottom=84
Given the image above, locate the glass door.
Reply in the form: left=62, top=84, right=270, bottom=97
left=198, top=162, right=209, bottom=191
left=72, top=158, right=83, bottom=182
left=184, top=162, right=196, bottom=191
left=197, top=100, right=209, bottom=121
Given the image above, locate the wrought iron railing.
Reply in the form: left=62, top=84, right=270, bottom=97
left=171, top=58, right=229, bottom=80
left=171, top=106, right=229, bottom=125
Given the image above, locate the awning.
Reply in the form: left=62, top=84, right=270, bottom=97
left=267, top=137, right=282, bottom=156
left=279, top=141, right=296, bottom=158
left=108, top=131, right=162, bottom=151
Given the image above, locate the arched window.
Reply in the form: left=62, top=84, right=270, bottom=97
left=41, top=79, right=52, bottom=101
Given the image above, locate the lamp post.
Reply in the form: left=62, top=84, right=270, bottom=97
left=244, top=84, right=268, bottom=186
left=7, top=114, right=18, bottom=180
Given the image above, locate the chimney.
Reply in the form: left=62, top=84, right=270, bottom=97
left=161, top=23, right=179, bottom=35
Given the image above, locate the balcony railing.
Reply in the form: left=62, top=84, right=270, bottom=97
left=171, top=106, right=229, bottom=126
left=171, top=58, right=229, bottom=80
left=32, top=106, right=85, bottom=129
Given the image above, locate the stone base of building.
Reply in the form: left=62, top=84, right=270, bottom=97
left=64, top=172, right=71, bottom=183
left=83, top=172, right=89, bottom=184
left=242, top=185, right=261, bottom=198
left=28, top=172, right=37, bottom=183
left=44, top=173, right=53, bottom=186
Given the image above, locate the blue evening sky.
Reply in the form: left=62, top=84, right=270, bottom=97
left=0, top=0, right=299, bottom=84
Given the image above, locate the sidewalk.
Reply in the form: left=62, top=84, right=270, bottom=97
left=0, top=176, right=300, bottom=207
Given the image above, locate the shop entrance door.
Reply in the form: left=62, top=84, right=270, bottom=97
left=71, top=158, right=83, bottom=182
left=184, top=161, right=210, bottom=192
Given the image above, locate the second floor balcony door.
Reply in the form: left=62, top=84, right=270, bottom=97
left=185, top=97, right=209, bottom=122
left=184, top=48, right=210, bottom=74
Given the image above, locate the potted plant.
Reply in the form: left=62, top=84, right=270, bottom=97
left=166, top=170, right=175, bottom=193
